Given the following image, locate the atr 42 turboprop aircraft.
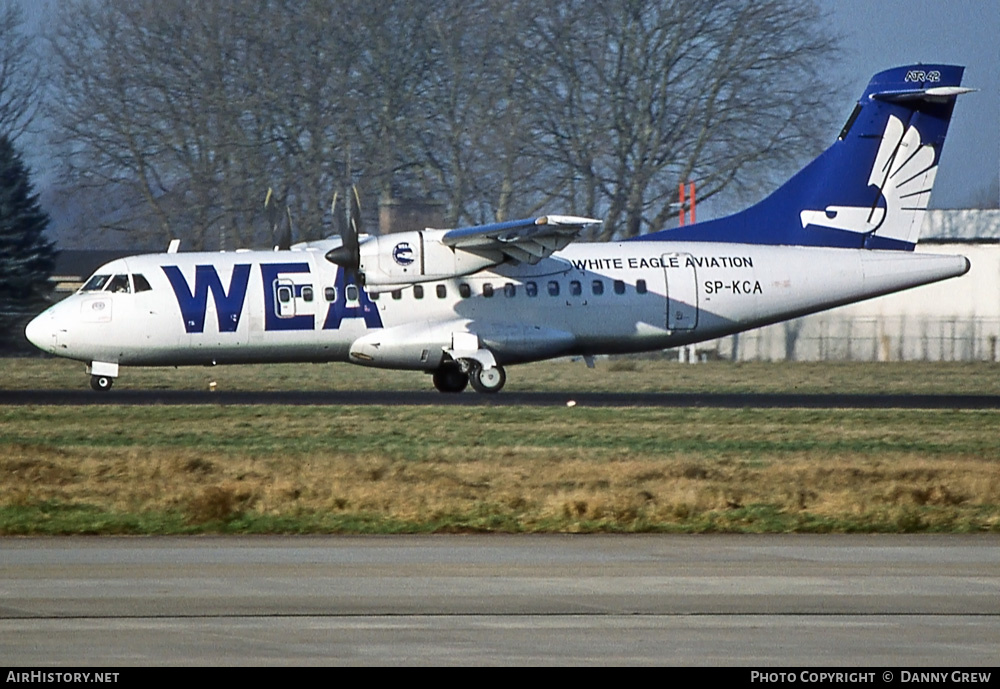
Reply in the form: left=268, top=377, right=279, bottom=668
left=26, top=64, right=974, bottom=393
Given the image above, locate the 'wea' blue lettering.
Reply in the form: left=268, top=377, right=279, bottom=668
left=163, top=264, right=251, bottom=333
left=261, top=263, right=314, bottom=331
left=323, top=268, right=383, bottom=330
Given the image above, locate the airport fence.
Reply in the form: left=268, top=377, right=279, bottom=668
left=704, top=317, right=1000, bottom=362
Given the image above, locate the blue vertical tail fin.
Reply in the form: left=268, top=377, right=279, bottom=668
left=637, top=64, right=972, bottom=250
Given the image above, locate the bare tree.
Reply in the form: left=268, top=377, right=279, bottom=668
left=522, top=0, right=839, bottom=239
left=0, top=3, right=41, bottom=141
left=45, top=0, right=839, bottom=247
left=47, top=0, right=354, bottom=249
left=415, top=0, right=555, bottom=225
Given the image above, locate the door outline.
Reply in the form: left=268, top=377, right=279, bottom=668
left=662, top=253, right=698, bottom=330
left=274, top=278, right=297, bottom=318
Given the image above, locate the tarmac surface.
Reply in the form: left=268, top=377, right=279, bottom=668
left=3, top=389, right=1000, bottom=407
left=1, top=534, right=998, bottom=666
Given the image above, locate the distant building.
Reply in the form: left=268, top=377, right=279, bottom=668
left=50, top=249, right=136, bottom=295
left=379, top=197, right=445, bottom=235
left=921, top=209, right=1000, bottom=240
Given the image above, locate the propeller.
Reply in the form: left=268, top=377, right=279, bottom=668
left=264, top=187, right=293, bottom=250
left=324, top=184, right=364, bottom=284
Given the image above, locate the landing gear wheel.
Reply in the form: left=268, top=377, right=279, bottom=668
left=90, top=375, right=114, bottom=392
left=432, top=363, right=469, bottom=393
left=469, top=364, right=506, bottom=394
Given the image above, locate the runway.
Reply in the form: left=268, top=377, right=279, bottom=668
left=1, top=535, right=997, bottom=666
left=3, top=389, right=1000, bottom=407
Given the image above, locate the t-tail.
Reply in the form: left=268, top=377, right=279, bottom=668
left=638, top=64, right=973, bottom=250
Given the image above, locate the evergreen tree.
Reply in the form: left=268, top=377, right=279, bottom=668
left=0, top=133, right=55, bottom=353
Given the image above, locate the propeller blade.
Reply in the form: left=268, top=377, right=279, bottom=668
left=278, top=207, right=292, bottom=251
left=265, top=187, right=293, bottom=250
left=264, top=187, right=279, bottom=230
left=325, top=185, right=361, bottom=277
left=350, top=184, right=363, bottom=236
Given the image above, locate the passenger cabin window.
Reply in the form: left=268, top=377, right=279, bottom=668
left=277, top=285, right=293, bottom=303
left=525, top=281, right=538, bottom=297
left=133, top=274, right=153, bottom=292
left=302, top=286, right=314, bottom=302
left=636, top=279, right=647, bottom=294
left=569, top=280, right=582, bottom=296
left=81, top=275, right=111, bottom=292
left=345, top=285, right=360, bottom=302
left=459, top=283, right=471, bottom=298
left=369, top=291, right=379, bottom=301
left=483, top=283, right=494, bottom=298
left=436, top=284, right=447, bottom=298
left=503, top=283, right=516, bottom=298
left=547, top=280, right=560, bottom=296
left=107, top=274, right=131, bottom=293
left=325, top=287, right=337, bottom=302
left=392, top=290, right=402, bottom=300
left=592, top=280, right=604, bottom=296
left=413, top=285, right=424, bottom=299
left=614, top=279, right=626, bottom=295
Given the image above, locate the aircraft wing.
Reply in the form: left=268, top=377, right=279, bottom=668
left=441, top=215, right=600, bottom=264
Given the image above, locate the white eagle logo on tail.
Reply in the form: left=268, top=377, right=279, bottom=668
left=800, top=115, right=938, bottom=245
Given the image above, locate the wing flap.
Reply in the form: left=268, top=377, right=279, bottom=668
left=441, top=215, right=599, bottom=264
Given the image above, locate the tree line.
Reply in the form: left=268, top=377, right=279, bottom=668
left=38, top=0, right=839, bottom=249
left=0, top=3, right=53, bottom=351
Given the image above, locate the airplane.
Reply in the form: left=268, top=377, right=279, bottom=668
left=25, top=64, right=974, bottom=394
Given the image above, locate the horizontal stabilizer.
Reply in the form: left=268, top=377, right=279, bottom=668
left=872, top=86, right=976, bottom=102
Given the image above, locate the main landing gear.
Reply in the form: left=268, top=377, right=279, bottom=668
left=432, top=362, right=468, bottom=393
left=432, top=361, right=507, bottom=394
left=469, top=363, right=506, bottom=393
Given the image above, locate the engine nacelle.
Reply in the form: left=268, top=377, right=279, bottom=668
left=348, top=320, right=464, bottom=369
left=348, top=319, right=577, bottom=370
left=358, top=230, right=501, bottom=290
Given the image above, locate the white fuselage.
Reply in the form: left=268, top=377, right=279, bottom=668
left=26, top=241, right=970, bottom=373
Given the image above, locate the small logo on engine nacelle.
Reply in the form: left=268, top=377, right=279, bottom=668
left=393, top=242, right=415, bottom=266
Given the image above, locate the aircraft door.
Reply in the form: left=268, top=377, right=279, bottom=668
left=662, top=253, right=698, bottom=330
left=274, top=278, right=297, bottom=318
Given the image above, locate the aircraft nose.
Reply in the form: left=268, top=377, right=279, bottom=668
left=24, top=311, right=55, bottom=352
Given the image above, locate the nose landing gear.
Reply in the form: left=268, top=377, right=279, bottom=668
left=90, top=375, right=114, bottom=392
left=87, top=362, right=119, bottom=392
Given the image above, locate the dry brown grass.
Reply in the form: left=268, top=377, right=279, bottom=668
left=3, top=432, right=998, bottom=532
left=3, top=359, right=999, bottom=532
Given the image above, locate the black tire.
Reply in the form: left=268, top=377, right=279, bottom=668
left=469, top=365, right=506, bottom=394
left=432, top=363, right=468, bottom=393
left=90, top=375, right=114, bottom=392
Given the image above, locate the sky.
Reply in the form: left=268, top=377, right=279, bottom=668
left=12, top=0, right=1000, bottom=214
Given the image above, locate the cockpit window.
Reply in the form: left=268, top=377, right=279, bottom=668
left=133, top=274, right=152, bottom=292
left=107, top=274, right=131, bottom=293
left=81, top=274, right=111, bottom=292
